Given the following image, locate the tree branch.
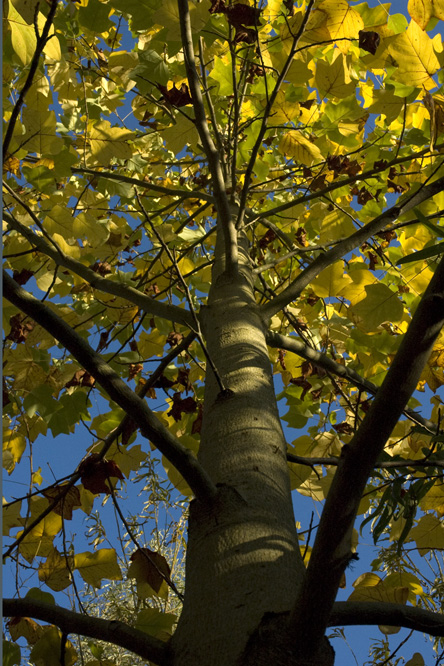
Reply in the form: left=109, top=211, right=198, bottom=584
left=329, top=601, right=444, bottom=637
left=177, top=0, right=238, bottom=276
left=71, top=166, right=215, bottom=202
left=236, top=0, right=315, bottom=230
left=288, top=255, right=444, bottom=658
left=3, top=272, right=218, bottom=504
left=3, top=598, right=169, bottom=665
left=3, top=1, right=59, bottom=157
left=252, top=144, right=443, bottom=225
left=261, top=172, right=444, bottom=319
left=287, top=452, right=444, bottom=469
left=3, top=211, right=193, bottom=328
left=3, top=332, right=196, bottom=562
left=267, top=330, right=438, bottom=434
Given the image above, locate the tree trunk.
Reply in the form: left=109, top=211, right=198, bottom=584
left=169, top=233, right=331, bottom=665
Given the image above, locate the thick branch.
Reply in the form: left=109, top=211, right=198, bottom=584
left=268, top=330, right=438, bottom=434
left=329, top=601, right=444, bottom=637
left=4, top=211, right=193, bottom=328
left=288, top=255, right=444, bottom=658
left=177, top=0, right=238, bottom=275
left=3, top=272, right=218, bottom=504
left=3, top=598, right=168, bottom=665
left=261, top=174, right=444, bottom=319
left=71, top=166, right=215, bottom=202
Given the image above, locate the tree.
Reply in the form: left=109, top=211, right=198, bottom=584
left=2, top=0, right=444, bottom=664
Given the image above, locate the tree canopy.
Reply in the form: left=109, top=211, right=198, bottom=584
left=3, top=0, right=444, bottom=665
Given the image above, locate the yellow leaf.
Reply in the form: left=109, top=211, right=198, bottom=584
left=88, top=120, right=134, bottom=165
left=73, top=212, right=109, bottom=247
left=138, top=329, right=167, bottom=358
left=74, top=548, right=122, bottom=588
left=3, top=430, right=26, bottom=474
left=419, top=482, right=444, bottom=515
left=408, top=0, right=444, bottom=29
left=30, top=627, right=77, bottom=666
left=135, top=607, right=177, bottom=641
left=388, top=20, right=440, bottom=89
left=315, top=51, right=356, bottom=99
left=405, top=653, right=425, bottom=666
left=349, top=573, right=409, bottom=604
left=3, top=498, right=22, bottom=536
left=409, top=514, right=444, bottom=554
left=17, top=511, right=63, bottom=563
left=38, top=547, right=72, bottom=591
left=317, top=0, right=364, bottom=53
left=311, top=261, right=352, bottom=299
left=278, top=131, right=322, bottom=165
left=351, top=283, right=404, bottom=331
left=264, top=90, right=300, bottom=124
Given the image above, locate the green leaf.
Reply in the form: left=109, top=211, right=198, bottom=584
left=397, top=241, right=444, bottom=265
left=3, top=640, right=21, bottom=666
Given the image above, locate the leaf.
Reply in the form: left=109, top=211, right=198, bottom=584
left=351, top=283, right=404, bottom=331
left=315, top=51, right=356, bottom=99
left=408, top=514, right=444, bottom=554
left=38, top=547, right=72, bottom=591
left=30, top=627, right=77, bottom=666
left=397, top=240, right=444, bottom=264
left=8, top=616, right=43, bottom=644
left=74, top=548, right=123, bottom=588
left=311, top=261, right=353, bottom=298
left=278, top=131, right=323, bottom=165
left=317, top=0, right=364, bottom=53
left=128, top=548, right=171, bottom=599
left=405, top=653, right=425, bottom=666
left=387, top=19, right=440, bottom=89
left=2, top=640, right=21, bottom=666
left=135, top=607, right=177, bottom=641
left=88, top=120, right=134, bottom=165
left=42, top=484, right=82, bottom=520
left=408, top=0, right=444, bottom=29
left=78, top=454, right=124, bottom=495
left=208, top=54, right=233, bottom=96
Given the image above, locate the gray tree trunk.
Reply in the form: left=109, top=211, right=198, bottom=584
left=169, top=232, right=334, bottom=665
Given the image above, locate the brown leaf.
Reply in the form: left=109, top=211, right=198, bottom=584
left=225, top=3, right=262, bottom=27
left=159, top=83, right=192, bottom=107
left=91, top=261, right=112, bottom=275
left=78, top=454, right=124, bottom=495
left=167, top=331, right=184, bottom=347
left=130, top=547, right=171, bottom=594
left=128, top=363, right=143, bottom=380
left=7, top=313, right=35, bottom=343
left=234, top=25, right=258, bottom=43
left=12, top=268, right=34, bottom=285
left=168, top=393, right=197, bottom=421
left=333, top=422, right=354, bottom=435
left=359, top=30, right=381, bottom=56
left=65, top=369, right=95, bottom=388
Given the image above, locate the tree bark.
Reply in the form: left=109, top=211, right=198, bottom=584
left=169, top=233, right=319, bottom=665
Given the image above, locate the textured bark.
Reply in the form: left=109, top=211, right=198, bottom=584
left=169, top=235, right=308, bottom=665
